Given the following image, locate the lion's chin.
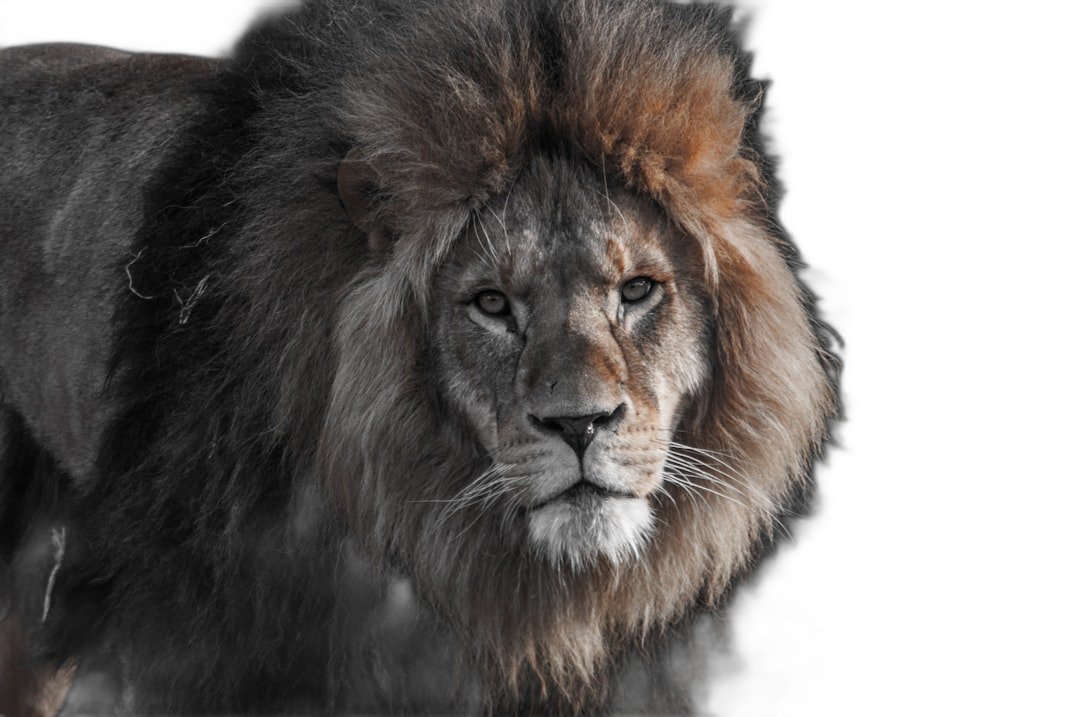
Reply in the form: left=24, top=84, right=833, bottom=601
left=527, top=487, right=653, bottom=570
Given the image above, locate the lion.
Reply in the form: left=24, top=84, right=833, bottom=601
left=0, top=0, right=839, bottom=713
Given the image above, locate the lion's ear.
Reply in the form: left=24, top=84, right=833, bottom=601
left=337, top=148, right=389, bottom=255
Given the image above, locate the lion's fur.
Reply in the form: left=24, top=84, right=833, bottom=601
left=0, top=0, right=839, bottom=713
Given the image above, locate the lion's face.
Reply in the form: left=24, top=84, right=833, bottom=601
left=431, top=158, right=711, bottom=568
left=326, top=136, right=832, bottom=695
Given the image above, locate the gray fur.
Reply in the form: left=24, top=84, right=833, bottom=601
left=0, top=46, right=214, bottom=481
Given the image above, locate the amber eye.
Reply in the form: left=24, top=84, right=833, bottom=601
left=620, top=277, right=654, bottom=303
left=475, top=290, right=509, bottom=316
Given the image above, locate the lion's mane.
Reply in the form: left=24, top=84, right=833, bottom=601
left=4, top=0, right=838, bottom=713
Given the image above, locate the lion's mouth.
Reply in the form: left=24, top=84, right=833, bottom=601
left=526, top=481, right=653, bottom=567
left=533, top=480, right=636, bottom=510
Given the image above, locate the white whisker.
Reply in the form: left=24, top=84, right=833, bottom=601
left=662, top=440, right=795, bottom=539
left=500, top=173, right=518, bottom=258
left=475, top=215, right=500, bottom=265
left=466, top=216, right=495, bottom=267
left=485, top=204, right=512, bottom=258
left=663, top=451, right=751, bottom=500
left=426, top=463, right=517, bottom=536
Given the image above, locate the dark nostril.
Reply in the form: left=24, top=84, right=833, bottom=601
left=550, top=414, right=601, bottom=437
left=593, top=403, right=625, bottom=429
left=529, top=404, right=626, bottom=461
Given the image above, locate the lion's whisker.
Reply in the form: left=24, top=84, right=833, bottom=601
left=668, top=441, right=755, bottom=484
left=586, top=182, right=628, bottom=234
left=445, top=475, right=526, bottom=546
left=665, top=444, right=795, bottom=538
left=661, top=470, right=706, bottom=510
left=672, top=474, right=751, bottom=512
left=663, top=450, right=746, bottom=491
left=475, top=215, right=500, bottom=265
left=427, top=463, right=517, bottom=535
left=652, top=481, right=677, bottom=508
left=662, top=456, right=752, bottom=512
left=484, top=203, right=512, bottom=258
left=500, top=173, right=518, bottom=260
left=663, top=440, right=773, bottom=502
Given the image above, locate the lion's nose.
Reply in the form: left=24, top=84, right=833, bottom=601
left=531, top=405, right=625, bottom=461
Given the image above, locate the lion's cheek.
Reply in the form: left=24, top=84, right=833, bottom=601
left=435, top=368, right=502, bottom=452
left=641, top=340, right=709, bottom=434
left=432, top=333, right=521, bottom=454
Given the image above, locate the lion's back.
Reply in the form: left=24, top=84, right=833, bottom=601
left=0, top=45, right=217, bottom=482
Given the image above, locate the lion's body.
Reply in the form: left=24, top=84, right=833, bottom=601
left=0, top=1, right=838, bottom=714
left=0, top=46, right=201, bottom=483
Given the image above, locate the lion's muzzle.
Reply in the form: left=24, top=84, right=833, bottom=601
left=528, top=403, right=626, bottom=461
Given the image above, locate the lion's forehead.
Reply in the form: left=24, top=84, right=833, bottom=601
left=506, top=223, right=614, bottom=293
left=461, top=171, right=676, bottom=301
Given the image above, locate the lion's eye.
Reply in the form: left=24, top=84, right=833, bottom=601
left=475, top=290, right=509, bottom=316
left=620, top=277, right=654, bottom=303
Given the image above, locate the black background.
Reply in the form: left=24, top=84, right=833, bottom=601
left=0, top=1, right=920, bottom=712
